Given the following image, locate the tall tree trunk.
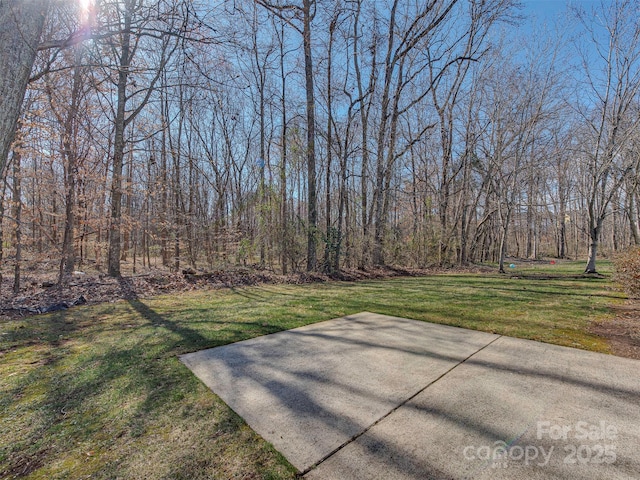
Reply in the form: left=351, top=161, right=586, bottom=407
left=121, top=147, right=133, bottom=262
left=585, top=217, right=602, bottom=274
left=160, top=119, right=170, bottom=267
left=170, top=92, right=184, bottom=273
left=586, top=235, right=599, bottom=273
left=105, top=1, right=177, bottom=276
left=437, top=115, right=452, bottom=265
left=559, top=215, right=567, bottom=258
left=279, top=20, right=288, bottom=274
left=187, top=132, right=197, bottom=268
left=323, top=15, right=337, bottom=272
left=335, top=147, right=348, bottom=273
left=58, top=50, right=84, bottom=284
left=256, top=24, right=267, bottom=268
left=353, top=0, right=373, bottom=269
left=0, top=0, right=47, bottom=179
left=372, top=0, right=399, bottom=267
left=558, top=184, right=567, bottom=259
left=611, top=193, right=620, bottom=252
left=0, top=179, right=6, bottom=285
left=498, top=210, right=511, bottom=274
left=303, top=0, right=317, bottom=271
left=627, top=187, right=640, bottom=245
left=12, top=149, right=22, bottom=293
left=526, top=177, right=534, bottom=259
left=459, top=150, right=472, bottom=265
left=174, top=187, right=181, bottom=272
left=107, top=9, right=132, bottom=277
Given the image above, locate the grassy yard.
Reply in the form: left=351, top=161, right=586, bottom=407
left=0, top=261, right=626, bottom=479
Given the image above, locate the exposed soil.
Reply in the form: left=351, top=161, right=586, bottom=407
left=589, top=302, right=640, bottom=360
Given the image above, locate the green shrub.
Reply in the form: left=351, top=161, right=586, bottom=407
left=613, top=247, right=640, bottom=297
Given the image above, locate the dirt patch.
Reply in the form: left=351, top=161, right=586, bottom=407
left=590, top=302, right=640, bottom=360
left=1, top=446, right=51, bottom=479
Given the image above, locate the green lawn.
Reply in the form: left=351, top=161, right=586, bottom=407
left=0, top=261, right=626, bottom=479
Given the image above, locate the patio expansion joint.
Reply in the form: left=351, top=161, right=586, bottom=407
left=299, top=333, right=504, bottom=477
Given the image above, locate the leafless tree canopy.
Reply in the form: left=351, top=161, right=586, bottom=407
left=1, top=0, right=639, bottom=287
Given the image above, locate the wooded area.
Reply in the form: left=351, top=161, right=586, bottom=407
left=1, top=0, right=639, bottom=291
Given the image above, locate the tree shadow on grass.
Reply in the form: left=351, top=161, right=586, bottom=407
left=0, top=279, right=295, bottom=479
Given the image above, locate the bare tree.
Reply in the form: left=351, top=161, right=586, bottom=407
left=429, top=0, right=516, bottom=265
left=257, top=0, right=319, bottom=271
left=5, top=0, right=640, bottom=288
left=11, top=145, right=22, bottom=293
left=45, top=36, right=92, bottom=284
left=573, top=0, right=640, bottom=273
left=97, top=0, right=186, bottom=276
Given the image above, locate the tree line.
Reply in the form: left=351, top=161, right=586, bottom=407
left=1, top=0, right=639, bottom=291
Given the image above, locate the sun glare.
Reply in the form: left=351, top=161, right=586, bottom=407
left=78, top=0, right=93, bottom=26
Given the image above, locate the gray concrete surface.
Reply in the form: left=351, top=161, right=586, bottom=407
left=180, top=312, right=640, bottom=479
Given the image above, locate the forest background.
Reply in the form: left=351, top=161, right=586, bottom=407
left=1, top=0, right=639, bottom=297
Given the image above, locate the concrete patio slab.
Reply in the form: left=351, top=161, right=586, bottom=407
left=306, top=335, right=640, bottom=479
left=180, top=312, right=640, bottom=479
left=180, top=312, right=499, bottom=471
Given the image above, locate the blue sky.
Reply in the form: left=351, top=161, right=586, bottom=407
left=521, top=0, right=602, bottom=22
left=513, top=0, right=609, bottom=58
